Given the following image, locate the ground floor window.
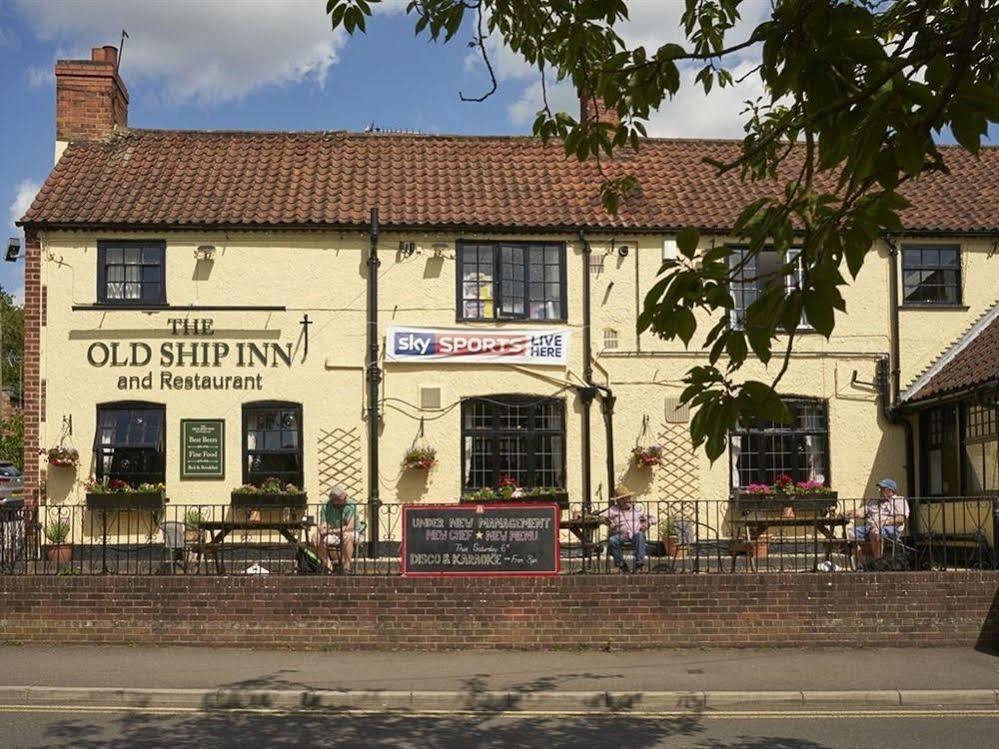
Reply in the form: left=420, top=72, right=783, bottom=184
left=94, top=402, right=165, bottom=486
left=921, top=405, right=960, bottom=496
left=242, top=401, right=303, bottom=488
left=962, top=402, right=998, bottom=494
left=461, top=396, right=565, bottom=490
left=730, top=398, right=829, bottom=488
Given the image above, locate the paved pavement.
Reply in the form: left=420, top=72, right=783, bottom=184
left=5, top=709, right=999, bottom=748
left=2, top=645, right=998, bottom=693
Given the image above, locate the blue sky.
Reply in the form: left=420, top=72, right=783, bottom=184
left=0, top=1, right=989, bottom=303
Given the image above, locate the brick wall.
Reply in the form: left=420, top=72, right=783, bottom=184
left=2, top=573, right=997, bottom=650
left=21, top=230, right=40, bottom=509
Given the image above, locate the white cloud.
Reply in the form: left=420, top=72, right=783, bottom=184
left=8, top=179, right=38, bottom=234
left=4, top=179, right=38, bottom=304
left=14, top=0, right=355, bottom=104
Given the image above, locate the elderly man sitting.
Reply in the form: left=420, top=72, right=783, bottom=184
left=312, top=484, right=365, bottom=573
left=846, top=478, right=909, bottom=567
left=605, top=484, right=656, bottom=573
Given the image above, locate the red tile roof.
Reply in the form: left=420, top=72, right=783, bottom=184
left=906, top=308, right=999, bottom=402
left=19, top=129, right=999, bottom=232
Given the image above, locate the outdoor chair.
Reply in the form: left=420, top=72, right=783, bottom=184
left=161, top=521, right=213, bottom=574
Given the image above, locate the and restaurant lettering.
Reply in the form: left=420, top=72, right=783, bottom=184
left=86, top=318, right=302, bottom=392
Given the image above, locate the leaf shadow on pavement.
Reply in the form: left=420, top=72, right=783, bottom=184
left=29, top=672, right=829, bottom=749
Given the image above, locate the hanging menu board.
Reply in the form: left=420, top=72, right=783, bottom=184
left=401, top=503, right=560, bottom=576
left=180, top=419, right=225, bottom=480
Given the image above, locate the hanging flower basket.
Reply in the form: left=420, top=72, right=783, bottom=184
left=43, top=446, right=79, bottom=468
left=402, top=446, right=437, bottom=471
left=632, top=445, right=665, bottom=469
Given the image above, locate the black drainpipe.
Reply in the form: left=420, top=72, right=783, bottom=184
left=882, top=234, right=916, bottom=499
left=579, top=229, right=595, bottom=515
left=578, top=229, right=617, bottom=512
left=367, top=208, right=381, bottom=558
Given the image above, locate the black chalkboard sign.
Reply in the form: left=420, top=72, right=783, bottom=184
left=402, top=503, right=560, bottom=576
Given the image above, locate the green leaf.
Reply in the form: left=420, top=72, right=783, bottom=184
left=676, top=227, right=700, bottom=258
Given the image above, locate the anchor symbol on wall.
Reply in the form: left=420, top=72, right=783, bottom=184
left=299, top=314, right=313, bottom=363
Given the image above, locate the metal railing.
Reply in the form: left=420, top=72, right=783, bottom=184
left=0, top=495, right=995, bottom=576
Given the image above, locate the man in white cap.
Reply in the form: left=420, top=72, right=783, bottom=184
left=605, top=484, right=655, bottom=573
left=847, top=478, right=908, bottom=566
left=312, top=484, right=364, bottom=573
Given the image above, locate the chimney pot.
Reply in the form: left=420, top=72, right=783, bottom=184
left=91, top=45, right=119, bottom=65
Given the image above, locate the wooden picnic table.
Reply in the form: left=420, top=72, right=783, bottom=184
left=730, top=515, right=853, bottom=570
left=198, top=519, right=314, bottom=574
left=561, top=516, right=605, bottom=567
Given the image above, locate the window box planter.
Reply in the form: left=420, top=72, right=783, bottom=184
left=734, top=491, right=838, bottom=514
left=230, top=491, right=308, bottom=509
left=85, top=491, right=166, bottom=511
left=459, top=490, right=569, bottom=510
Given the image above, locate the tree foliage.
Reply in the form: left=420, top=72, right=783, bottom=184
left=328, top=0, right=999, bottom=459
left=0, top=286, right=22, bottom=405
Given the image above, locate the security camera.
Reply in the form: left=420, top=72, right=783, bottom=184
left=5, top=237, right=21, bottom=262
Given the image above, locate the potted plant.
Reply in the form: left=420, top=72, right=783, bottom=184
left=43, top=446, right=79, bottom=469
left=403, top=446, right=437, bottom=471
left=44, top=519, right=72, bottom=563
left=183, top=508, right=207, bottom=544
left=632, top=445, right=665, bottom=469
left=660, top=515, right=686, bottom=558
left=85, top=478, right=166, bottom=510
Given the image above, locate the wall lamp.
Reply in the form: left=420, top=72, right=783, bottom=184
left=195, top=244, right=216, bottom=261
left=5, top=237, right=21, bottom=262
left=398, top=241, right=417, bottom=257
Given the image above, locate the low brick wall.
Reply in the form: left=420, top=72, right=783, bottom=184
left=2, top=572, right=997, bottom=650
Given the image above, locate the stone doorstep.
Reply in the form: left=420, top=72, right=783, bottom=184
left=0, top=686, right=997, bottom=711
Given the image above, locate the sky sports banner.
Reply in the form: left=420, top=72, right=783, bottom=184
left=386, top=325, right=569, bottom=366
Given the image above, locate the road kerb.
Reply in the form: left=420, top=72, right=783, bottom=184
left=2, top=686, right=999, bottom=713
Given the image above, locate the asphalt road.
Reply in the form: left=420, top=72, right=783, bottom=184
left=3, top=707, right=999, bottom=748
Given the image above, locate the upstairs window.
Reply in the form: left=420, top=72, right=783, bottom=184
left=902, top=244, right=961, bottom=305
left=94, top=402, right=165, bottom=486
left=242, top=401, right=303, bottom=488
left=98, top=241, right=166, bottom=305
left=729, top=247, right=809, bottom=330
left=730, top=398, right=829, bottom=489
left=458, top=241, right=566, bottom=321
left=461, top=396, right=565, bottom=491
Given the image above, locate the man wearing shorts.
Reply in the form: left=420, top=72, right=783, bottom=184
left=314, top=484, right=364, bottom=573
left=847, top=478, right=908, bottom=567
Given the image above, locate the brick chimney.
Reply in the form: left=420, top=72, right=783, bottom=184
left=579, top=93, right=620, bottom=128
left=54, top=45, right=129, bottom=162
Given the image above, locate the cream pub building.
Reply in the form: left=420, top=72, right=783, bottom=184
left=16, top=46, right=999, bottom=527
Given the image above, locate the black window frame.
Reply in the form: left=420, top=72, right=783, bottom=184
left=460, top=395, right=566, bottom=492
left=456, top=240, right=567, bottom=322
left=728, top=245, right=811, bottom=331
left=97, top=240, right=167, bottom=306
left=241, top=400, right=304, bottom=489
left=901, top=243, right=962, bottom=307
left=93, top=401, right=166, bottom=487
left=729, top=397, right=830, bottom=489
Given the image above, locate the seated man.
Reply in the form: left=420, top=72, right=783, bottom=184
left=312, top=484, right=365, bottom=573
left=605, top=484, right=655, bottom=573
left=847, top=478, right=909, bottom=567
